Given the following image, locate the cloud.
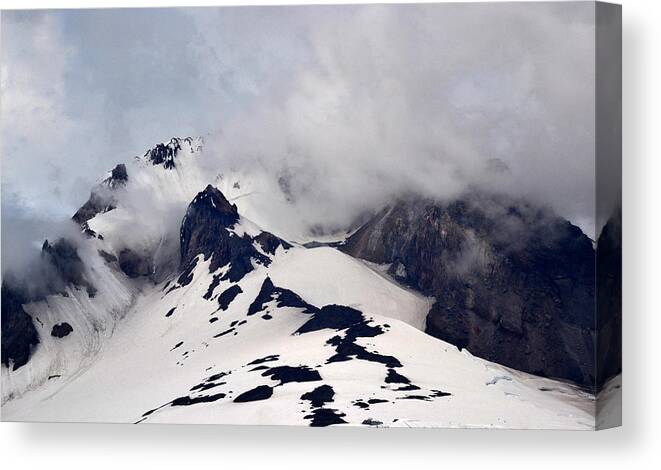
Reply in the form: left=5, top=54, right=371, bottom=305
left=2, top=3, right=599, bottom=275
left=195, top=3, right=597, bottom=235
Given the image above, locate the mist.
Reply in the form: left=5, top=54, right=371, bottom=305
left=2, top=3, right=599, bottom=277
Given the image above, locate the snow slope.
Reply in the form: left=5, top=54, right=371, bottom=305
left=2, top=244, right=594, bottom=428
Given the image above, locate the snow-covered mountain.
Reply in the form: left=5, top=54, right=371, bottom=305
left=1, top=138, right=596, bottom=428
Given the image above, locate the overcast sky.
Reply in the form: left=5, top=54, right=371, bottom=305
left=1, top=3, right=598, bottom=263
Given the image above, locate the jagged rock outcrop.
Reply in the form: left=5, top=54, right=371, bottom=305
left=1, top=283, right=40, bottom=370
left=179, top=185, right=287, bottom=283
left=143, top=137, right=201, bottom=169
left=342, top=193, right=597, bottom=388
left=72, top=191, right=116, bottom=226
left=42, top=239, right=96, bottom=297
left=72, top=163, right=128, bottom=226
left=103, top=163, right=128, bottom=188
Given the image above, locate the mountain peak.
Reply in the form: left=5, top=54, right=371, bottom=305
left=178, top=185, right=290, bottom=285
left=192, top=184, right=239, bottom=223
left=102, top=163, right=128, bottom=188
left=142, top=136, right=203, bottom=169
left=180, top=185, right=241, bottom=272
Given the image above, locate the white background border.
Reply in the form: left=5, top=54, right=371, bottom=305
left=1, top=1, right=658, bottom=468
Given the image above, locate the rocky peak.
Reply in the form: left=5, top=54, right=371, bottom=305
left=180, top=186, right=260, bottom=281
left=72, top=191, right=115, bottom=226
left=72, top=163, right=127, bottom=226
left=143, top=137, right=202, bottom=169
left=102, top=163, right=128, bottom=189
left=178, top=185, right=289, bottom=285
left=188, top=184, right=240, bottom=227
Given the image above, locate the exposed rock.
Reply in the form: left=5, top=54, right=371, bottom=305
left=233, top=385, right=273, bottom=403
left=304, top=408, right=347, bottom=427
left=143, top=137, right=201, bottom=169
left=342, top=193, right=597, bottom=388
left=51, top=322, right=73, bottom=338
left=260, top=365, right=322, bottom=385
left=144, top=139, right=181, bottom=169
left=42, top=239, right=97, bottom=297
left=98, top=250, right=118, bottom=263
left=300, top=384, right=335, bottom=408
left=72, top=191, right=115, bottom=226
left=296, top=304, right=363, bottom=334
left=217, top=285, right=242, bottom=311
left=72, top=164, right=127, bottom=226
left=248, top=277, right=318, bottom=317
left=254, top=231, right=292, bottom=255
left=107, top=163, right=128, bottom=186
left=118, top=248, right=152, bottom=278
left=1, top=283, right=40, bottom=370
left=179, top=185, right=272, bottom=282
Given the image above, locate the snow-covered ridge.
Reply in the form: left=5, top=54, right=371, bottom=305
left=2, top=241, right=594, bottom=428
left=141, top=137, right=203, bottom=169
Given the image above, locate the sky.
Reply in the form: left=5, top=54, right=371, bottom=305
left=1, top=3, right=599, bottom=273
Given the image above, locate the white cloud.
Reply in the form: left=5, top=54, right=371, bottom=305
left=1, top=2, right=599, bottom=273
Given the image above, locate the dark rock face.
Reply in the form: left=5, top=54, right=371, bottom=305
left=596, top=210, right=622, bottom=388
left=72, top=164, right=127, bottom=226
left=42, top=239, right=96, bottom=297
left=296, top=304, right=364, bottom=334
left=179, top=185, right=283, bottom=283
left=254, top=232, right=293, bottom=255
left=72, top=191, right=115, bottom=226
left=342, top=193, right=597, bottom=388
left=304, top=408, right=347, bottom=427
left=1, top=283, right=40, bottom=370
left=145, top=140, right=181, bottom=169
left=107, top=163, right=128, bottom=186
left=260, top=365, right=322, bottom=385
left=51, top=322, right=73, bottom=338
left=118, top=248, right=152, bottom=278
left=98, top=250, right=118, bottom=263
left=143, top=137, right=199, bottom=170
left=247, top=277, right=317, bottom=316
left=233, top=385, right=273, bottom=403
left=301, top=385, right=335, bottom=408
left=217, top=285, right=243, bottom=311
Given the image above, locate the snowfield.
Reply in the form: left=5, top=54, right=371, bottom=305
left=1, top=138, right=597, bottom=428
left=2, top=245, right=595, bottom=428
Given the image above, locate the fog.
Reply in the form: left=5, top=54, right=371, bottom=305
left=2, top=3, right=599, bottom=279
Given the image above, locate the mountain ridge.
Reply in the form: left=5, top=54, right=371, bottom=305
left=1, top=136, right=607, bottom=428
left=341, top=192, right=599, bottom=389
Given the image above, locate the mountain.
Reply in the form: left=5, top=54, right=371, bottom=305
left=341, top=193, right=599, bottom=389
left=596, top=211, right=622, bottom=388
left=1, top=138, right=597, bottom=428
